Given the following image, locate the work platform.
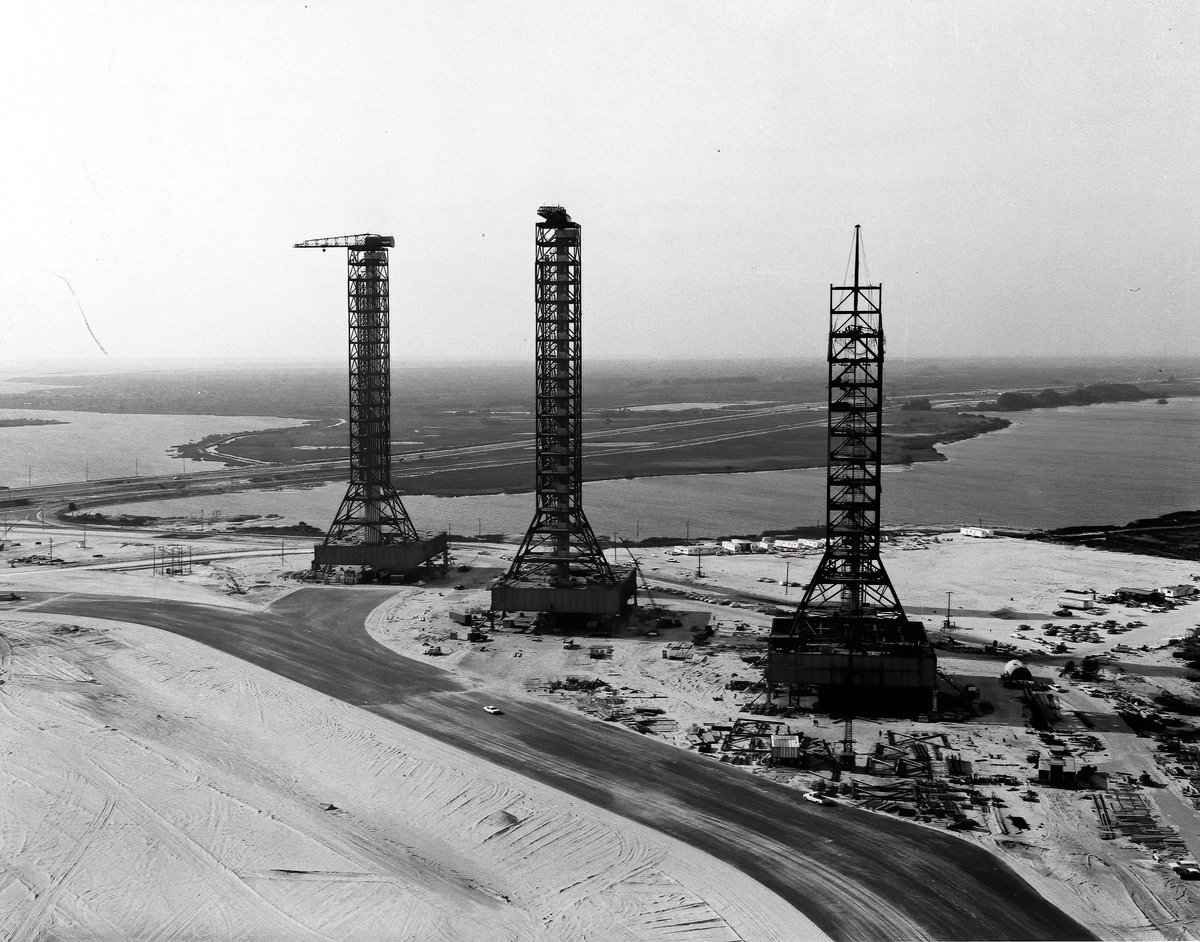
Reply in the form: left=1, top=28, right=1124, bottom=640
left=491, top=567, right=637, bottom=617
left=312, top=533, right=448, bottom=577
left=768, top=616, right=938, bottom=715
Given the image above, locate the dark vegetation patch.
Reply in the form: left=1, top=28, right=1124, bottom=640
left=973, top=381, right=1200, bottom=412
left=233, top=522, right=324, bottom=537
left=67, top=511, right=160, bottom=527
left=1032, top=509, right=1200, bottom=561
left=0, top=418, right=68, bottom=428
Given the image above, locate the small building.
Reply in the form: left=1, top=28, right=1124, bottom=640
left=959, top=526, right=994, bottom=538
left=1001, top=659, right=1033, bottom=686
left=588, top=645, right=613, bottom=659
left=1163, top=585, right=1199, bottom=600
left=1057, top=596, right=1093, bottom=611
left=1115, top=587, right=1165, bottom=604
left=752, top=539, right=775, bottom=553
left=770, top=734, right=802, bottom=765
left=1037, top=752, right=1078, bottom=787
left=720, top=539, right=753, bottom=554
left=672, top=543, right=721, bottom=556
left=502, top=614, right=537, bottom=632
left=772, top=538, right=822, bottom=552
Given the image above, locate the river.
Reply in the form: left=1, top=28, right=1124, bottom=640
left=97, top=397, right=1198, bottom=538
left=0, top=410, right=304, bottom=487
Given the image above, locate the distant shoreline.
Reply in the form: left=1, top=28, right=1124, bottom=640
left=165, top=408, right=1011, bottom=495
left=1029, top=509, right=1200, bottom=561
left=0, top=418, right=68, bottom=428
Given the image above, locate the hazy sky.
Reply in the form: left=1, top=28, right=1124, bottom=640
left=1, top=2, right=1196, bottom=362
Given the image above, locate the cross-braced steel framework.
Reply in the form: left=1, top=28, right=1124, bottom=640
left=295, top=234, right=418, bottom=546
left=793, top=225, right=906, bottom=631
left=767, top=227, right=934, bottom=724
left=505, top=207, right=616, bottom=587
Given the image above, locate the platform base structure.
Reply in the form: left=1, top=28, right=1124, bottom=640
left=767, top=614, right=938, bottom=717
left=491, top=568, right=637, bottom=630
left=312, top=533, right=448, bottom=581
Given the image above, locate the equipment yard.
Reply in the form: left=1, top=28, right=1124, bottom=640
left=362, top=533, right=1200, bottom=940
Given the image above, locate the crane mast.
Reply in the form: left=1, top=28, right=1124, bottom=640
left=296, top=233, right=418, bottom=553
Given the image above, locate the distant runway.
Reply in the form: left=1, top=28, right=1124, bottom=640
left=29, top=588, right=1095, bottom=941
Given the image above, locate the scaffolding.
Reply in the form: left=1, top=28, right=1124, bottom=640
left=153, top=545, right=192, bottom=576
left=295, top=234, right=418, bottom=547
left=799, top=224, right=904, bottom=622
left=493, top=207, right=634, bottom=619
left=767, top=226, right=936, bottom=722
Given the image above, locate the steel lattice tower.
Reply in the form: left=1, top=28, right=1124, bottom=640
left=505, top=207, right=616, bottom=587
left=767, top=226, right=934, bottom=723
left=295, top=234, right=419, bottom=547
left=795, top=225, right=906, bottom=627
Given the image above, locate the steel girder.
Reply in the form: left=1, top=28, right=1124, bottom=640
left=794, top=234, right=906, bottom=626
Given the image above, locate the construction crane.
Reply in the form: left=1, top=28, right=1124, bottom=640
left=295, top=232, right=419, bottom=553
left=621, top=541, right=660, bottom=615
left=294, top=234, right=396, bottom=251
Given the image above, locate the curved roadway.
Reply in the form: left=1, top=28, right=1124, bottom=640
left=26, top=588, right=1094, bottom=941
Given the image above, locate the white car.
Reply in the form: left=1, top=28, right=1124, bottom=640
left=802, top=791, right=832, bottom=806
left=483, top=705, right=503, bottom=715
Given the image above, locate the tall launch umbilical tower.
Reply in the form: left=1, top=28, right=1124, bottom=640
left=491, top=207, right=635, bottom=623
left=767, top=226, right=935, bottom=720
left=800, top=224, right=904, bottom=622
left=295, top=234, right=445, bottom=578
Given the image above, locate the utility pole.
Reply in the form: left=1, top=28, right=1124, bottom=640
left=784, top=560, right=790, bottom=595
left=685, top=520, right=690, bottom=541
left=134, top=457, right=139, bottom=477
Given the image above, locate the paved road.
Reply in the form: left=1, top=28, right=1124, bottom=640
left=27, top=588, right=1095, bottom=941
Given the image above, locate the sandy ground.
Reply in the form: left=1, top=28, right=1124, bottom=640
left=6, top=525, right=1200, bottom=939
left=0, top=530, right=815, bottom=941
left=0, top=523, right=310, bottom=606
